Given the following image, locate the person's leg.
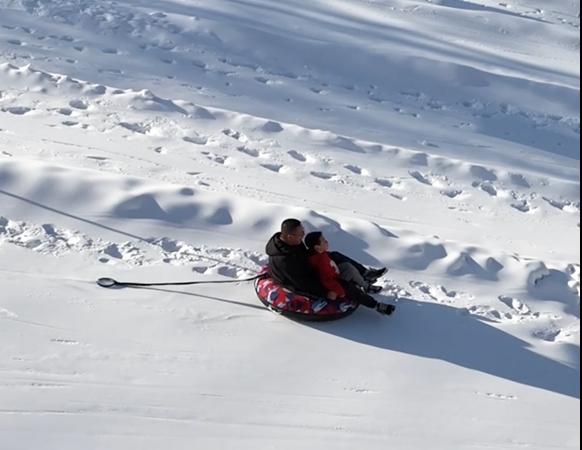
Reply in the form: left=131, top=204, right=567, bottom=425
left=329, top=251, right=368, bottom=275
left=329, top=251, right=388, bottom=281
left=339, top=281, right=377, bottom=308
left=339, top=281, right=396, bottom=315
left=337, top=262, right=368, bottom=289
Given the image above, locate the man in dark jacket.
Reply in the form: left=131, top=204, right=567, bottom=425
left=265, top=218, right=332, bottom=299
left=265, top=219, right=394, bottom=315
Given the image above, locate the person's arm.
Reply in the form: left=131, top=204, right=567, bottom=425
left=315, top=260, right=346, bottom=298
left=283, top=257, right=330, bottom=298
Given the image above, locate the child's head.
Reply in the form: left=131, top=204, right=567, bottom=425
left=305, top=231, right=329, bottom=253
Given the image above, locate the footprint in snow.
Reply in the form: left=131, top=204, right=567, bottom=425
left=542, top=197, right=580, bottom=213
left=237, top=146, right=260, bottom=157
left=375, top=178, right=393, bottom=188
left=409, top=170, right=446, bottom=187
left=470, top=165, right=497, bottom=181
left=458, top=305, right=508, bottom=322
left=440, top=189, right=465, bottom=199
left=222, top=128, right=248, bottom=143
left=498, top=295, right=531, bottom=315
left=409, top=152, right=429, bottom=166
left=533, top=324, right=579, bottom=343
left=311, top=171, right=335, bottom=180
left=287, top=150, right=307, bottom=162
left=409, top=281, right=471, bottom=303
left=69, top=99, right=88, bottom=110
left=511, top=200, right=536, bottom=213
left=508, top=172, right=531, bottom=188
left=261, top=163, right=285, bottom=173
left=344, top=164, right=363, bottom=175
left=3, top=106, right=33, bottom=115
left=183, top=135, right=208, bottom=145
left=472, top=181, right=499, bottom=197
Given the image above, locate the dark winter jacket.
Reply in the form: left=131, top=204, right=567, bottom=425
left=307, top=251, right=346, bottom=298
left=265, top=233, right=329, bottom=298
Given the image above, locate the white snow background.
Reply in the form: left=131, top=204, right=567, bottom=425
left=0, top=0, right=579, bottom=449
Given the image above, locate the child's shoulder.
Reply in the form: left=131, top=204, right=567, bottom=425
left=308, top=251, right=331, bottom=263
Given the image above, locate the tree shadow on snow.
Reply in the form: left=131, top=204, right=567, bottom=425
left=310, top=297, right=580, bottom=399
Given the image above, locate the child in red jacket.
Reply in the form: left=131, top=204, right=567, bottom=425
left=305, top=231, right=394, bottom=315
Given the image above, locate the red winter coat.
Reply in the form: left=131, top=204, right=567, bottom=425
left=307, top=251, right=346, bottom=298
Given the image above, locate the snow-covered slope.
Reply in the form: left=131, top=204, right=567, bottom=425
left=0, top=0, right=579, bottom=449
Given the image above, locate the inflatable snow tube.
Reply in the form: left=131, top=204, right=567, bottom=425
left=254, top=266, right=360, bottom=322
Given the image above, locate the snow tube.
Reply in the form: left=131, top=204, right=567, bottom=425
left=254, top=266, right=360, bottom=322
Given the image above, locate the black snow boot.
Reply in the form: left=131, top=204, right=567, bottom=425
left=375, top=302, right=396, bottom=316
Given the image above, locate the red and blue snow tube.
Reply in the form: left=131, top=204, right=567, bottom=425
left=254, top=265, right=360, bottom=321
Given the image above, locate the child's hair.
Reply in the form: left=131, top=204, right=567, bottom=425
left=304, top=231, right=323, bottom=250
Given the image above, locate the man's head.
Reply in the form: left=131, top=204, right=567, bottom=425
left=279, top=218, right=305, bottom=245
left=304, top=231, right=329, bottom=253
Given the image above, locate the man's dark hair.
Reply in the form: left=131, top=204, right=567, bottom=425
left=281, top=218, right=302, bottom=236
